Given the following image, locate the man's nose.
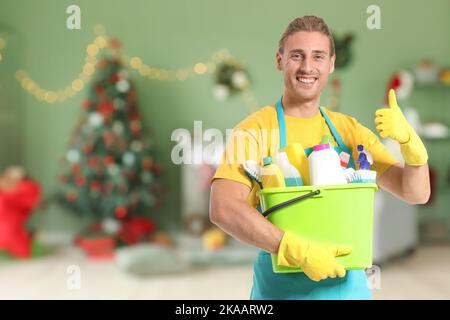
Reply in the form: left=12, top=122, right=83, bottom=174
left=299, top=56, right=313, bottom=74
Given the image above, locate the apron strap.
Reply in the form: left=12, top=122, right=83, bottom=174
left=319, top=107, right=346, bottom=150
left=275, top=97, right=356, bottom=168
left=275, top=99, right=287, bottom=150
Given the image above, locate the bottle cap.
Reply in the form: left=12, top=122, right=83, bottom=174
left=313, top=143, right=330, bottom=152
left=263, top=156, right=273, bottom=166
left=276, top=152, right=288, bottom=164
left=357, top=145, right=364, bottom=152
left=320, top=135, right=335, bottom=147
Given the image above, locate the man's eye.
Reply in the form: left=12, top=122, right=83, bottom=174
left=314, top=55, right=324, bottom=60
left=291, top=54, right=301, bottom=60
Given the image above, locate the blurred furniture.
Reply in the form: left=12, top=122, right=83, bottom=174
left=373, top=189, right=417, bottom=264
left=405, top=84, right=450, bottom=242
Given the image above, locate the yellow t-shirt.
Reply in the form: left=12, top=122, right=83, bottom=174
left=212, top=105, right=399, bottom=207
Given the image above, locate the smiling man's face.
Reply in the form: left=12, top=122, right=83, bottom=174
left=276, top=31, right=335, bottom=102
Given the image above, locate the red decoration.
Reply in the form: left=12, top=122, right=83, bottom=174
left=83, top=143, right=93, bottom=154
left=87, top=157, right=100, bottom=168
left=95, top=85, right=105, bottom=96
left=70, top=163, right=81, bottom=174
left=0, top=180, right=41, bottom=258
left=98, top=101, right=115, bottom=118
left=103, top=132, right=116, bottom=146
left=118, top=217, right=156, bottom=245
left=109, top=73, right=120, bottom=84
left=97, top=59, right=108, bottom=69
left=90, top=181, right=101, bottom=193
left=128, top=90, right=137, bottom=102
left=130, top=120, right=142, bottom=135
left=115, top=206, right=127, bottom=219
left=75, top=175, right=86, bottom=186
left=153, top=164, right=162, bottom=175
left=108, top=38, right=122, bottom=50
left=141, top=158, right=153, bottom=171
left=75, top=235, right=115, bottom=260
left=82, top=100, right=92, bottom=110
left=103, top=156, right=115, bottom=166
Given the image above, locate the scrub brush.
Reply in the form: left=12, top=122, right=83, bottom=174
left=243, top=160, right=263, bottom=189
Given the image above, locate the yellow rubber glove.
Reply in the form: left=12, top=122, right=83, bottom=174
left=277, top=231, right=352, bottom=282
left=375, top=89, right=428, bottom=166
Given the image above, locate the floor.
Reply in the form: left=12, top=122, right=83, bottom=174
left=0, top=245, right=449, bottom=300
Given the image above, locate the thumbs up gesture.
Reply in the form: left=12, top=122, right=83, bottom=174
left=375, top=89, right=411, bottom=143
left=375, top=89, right=428, bottom=165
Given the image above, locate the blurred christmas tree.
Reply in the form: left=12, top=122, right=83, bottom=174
left=54, top=52, right=165, bottom=240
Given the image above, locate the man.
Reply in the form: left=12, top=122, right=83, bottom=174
left=210, top=16, right=430, bottom=299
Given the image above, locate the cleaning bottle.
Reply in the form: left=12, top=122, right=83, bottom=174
left=260, top=156, right=286, bottom=188
left=279, top=143, right=309, bottom=185
left=320, top=135, right=336, bottom=147
left=308, top=143, right=347, bottom=185
left=276, top=152, right=303, bottom=186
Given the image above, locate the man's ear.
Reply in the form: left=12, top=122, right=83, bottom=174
left=329, top=54, right=336, bottom=74
left=276, top=51, right=283, bottom=71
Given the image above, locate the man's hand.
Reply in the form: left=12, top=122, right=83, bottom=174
left=277, top=231, right=352, bottom=282
left=375, top=89, right=428, bottom=166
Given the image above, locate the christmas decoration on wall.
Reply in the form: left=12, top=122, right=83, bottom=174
left=385, top=70, right=415, bottom=102
left=1, top=25, right=258, bottom=110
left=414, top=59, right=439, bottom=85
left=52, top=50, right=166, bottom=242
left=327, top=33, right=355, bottom=111
left=334, top=34, right=354, bottom=70
left=213, top=60, right=250, bottom=102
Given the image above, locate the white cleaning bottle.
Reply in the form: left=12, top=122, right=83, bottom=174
left=308, top=143, right=347, bottom=185
left=276, top=152, right=303, bottom=186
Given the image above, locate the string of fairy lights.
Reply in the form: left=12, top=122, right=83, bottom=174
left=0, top=24, right=258, bottom=110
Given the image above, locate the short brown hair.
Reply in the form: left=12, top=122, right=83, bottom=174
left=278, top=16, right=335, bottom=56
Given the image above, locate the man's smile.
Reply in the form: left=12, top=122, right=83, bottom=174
left=295, top=75, right=318, bottom=88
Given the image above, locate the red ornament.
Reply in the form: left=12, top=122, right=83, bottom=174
left=88, top=157, right=100, bottom=168
left=109, top=38, right=122, bottom=50
left=130, top=120, right=141, bottom=134
left=115, top=206, right=127, bottom=219
left=90, top=181, right=101, bottom=192
left=82, top=100, right=92, bottom=110
left=109, top=73, right=120, bottom=84
left=83, top=144, right=93, bottom=154
left=75, top=175, right=86, bottom=186
left=103, top=156, right=115, bottom=166
left=70, top=164, right=81, bottom=174
left=128, top=90, right=137, bottom=102
left=97, top=59, right=108, bottom=69
left=141, top=158, right=153, bottom=171
left=95, top=85, right=105, bottom=96
left=103, top=132, right=116, bottom=146
left=98, top=101, right=115, bottom=118
left=152, top=164, right=162, bottom=175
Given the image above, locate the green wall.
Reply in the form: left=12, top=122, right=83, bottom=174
left=0, top=0, right=449, bottom=232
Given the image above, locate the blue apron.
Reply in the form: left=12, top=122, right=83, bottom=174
left=250, top=98, right=371, bottom=300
